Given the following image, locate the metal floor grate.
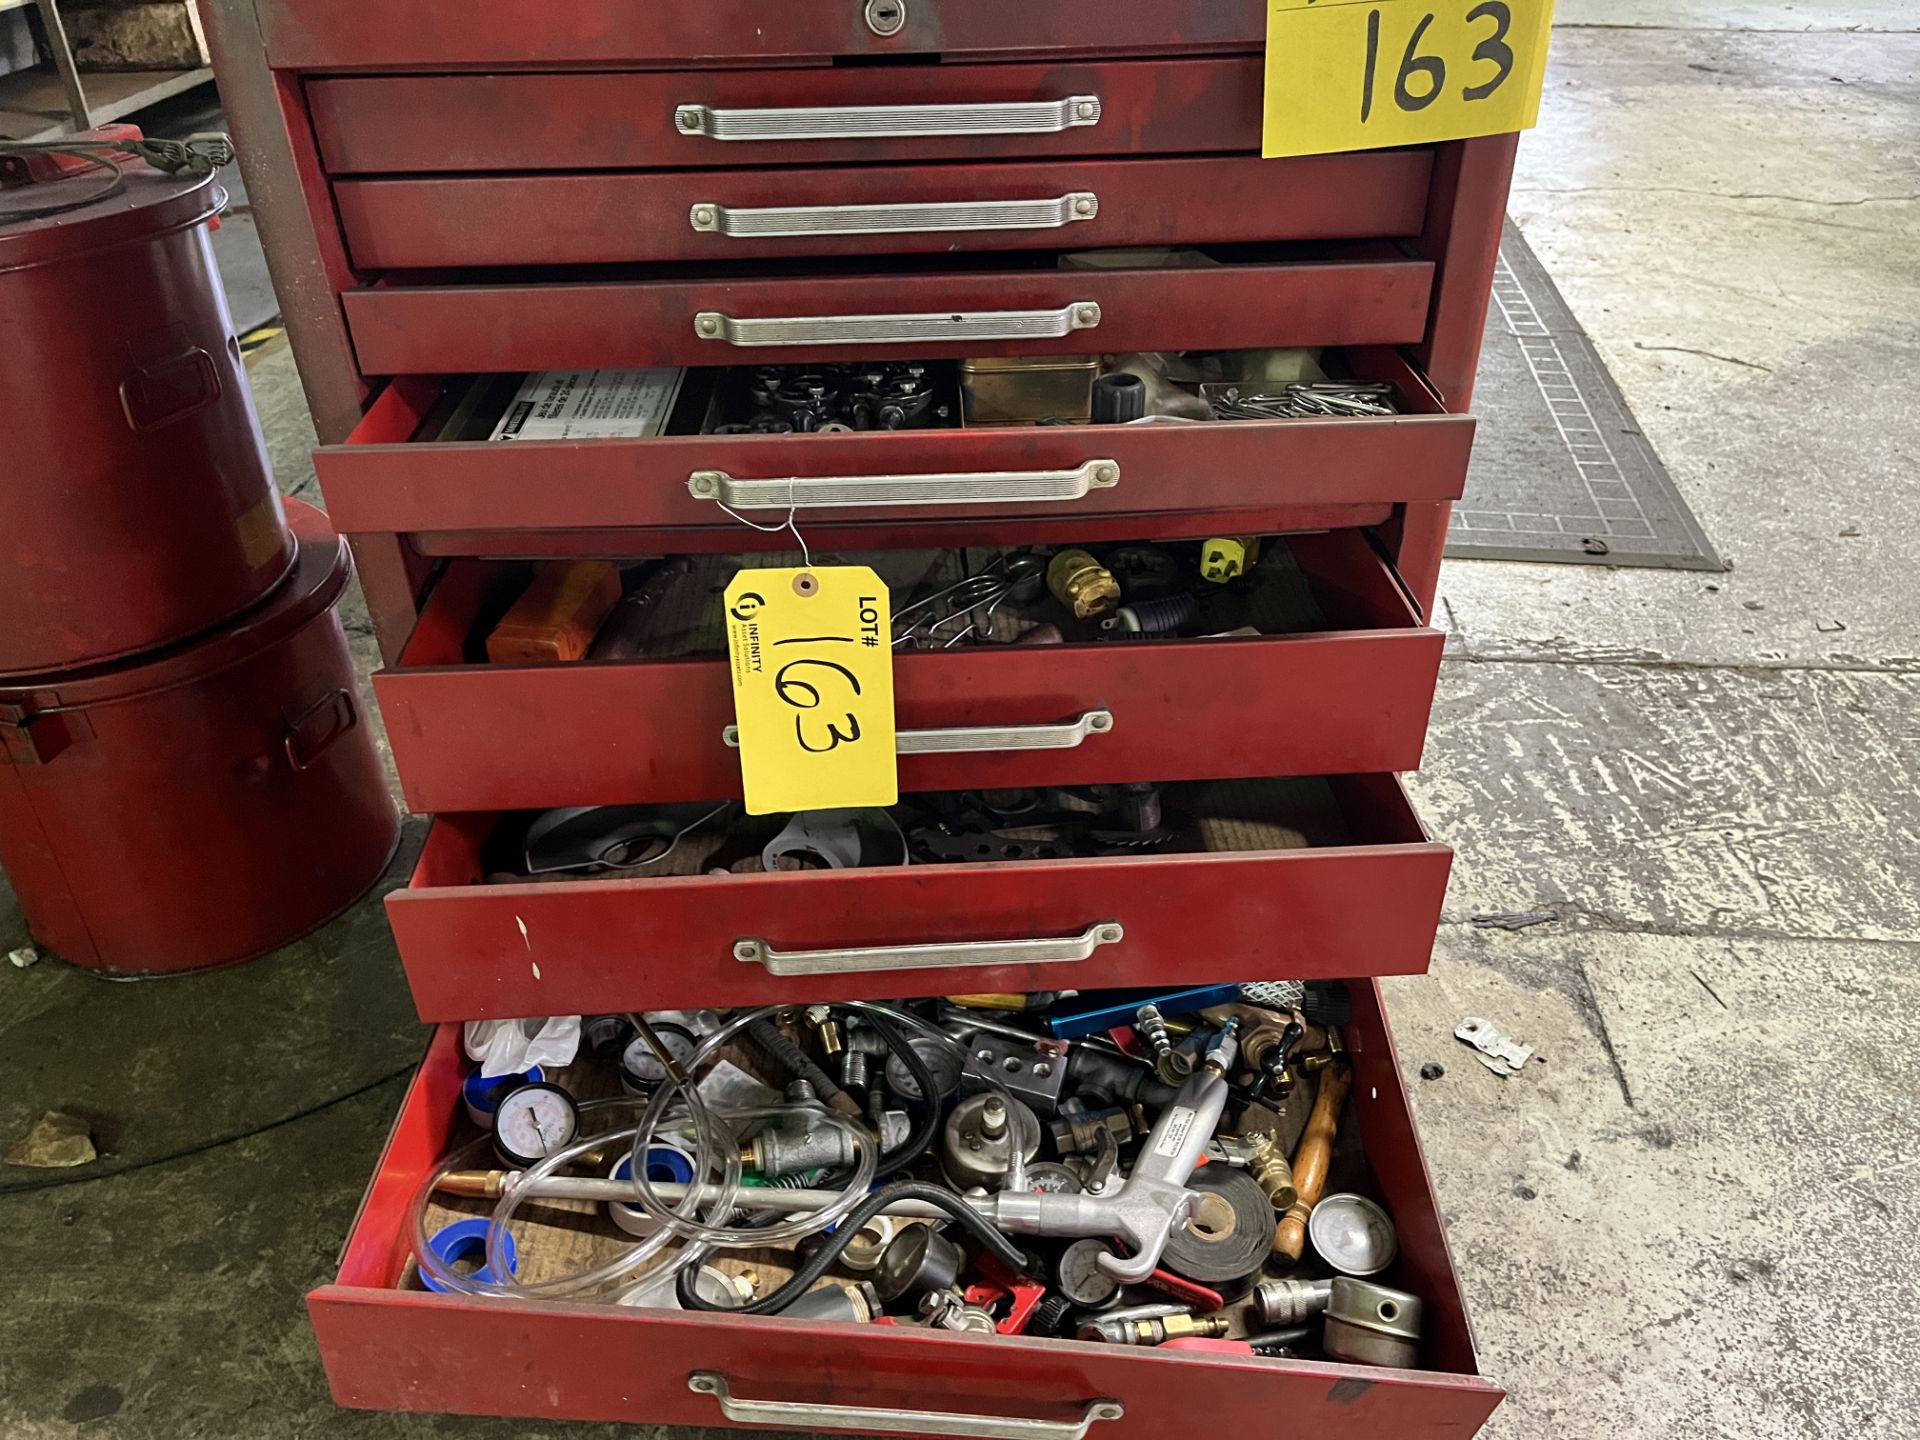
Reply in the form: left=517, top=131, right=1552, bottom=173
left=1447, top=221, right=1723, bottom=570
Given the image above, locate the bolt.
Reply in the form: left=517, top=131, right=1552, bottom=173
left=1074, top=196, right=1095, bottom=216
left=677, top=108, right=700, bottom=130
left=698, top=316, right=720, bottom=335
left=1092, top=464, right=1118, bottom=486
left=1076, top=304, right=1099, bottom=325
left=981, top=1097, right=1008, bottom=1139
left=692, top=206, right=716, bottom=226
left=1077, top=101, right=1097, bottom=120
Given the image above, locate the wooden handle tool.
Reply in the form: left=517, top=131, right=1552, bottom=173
left=1272, top=1061, right=1352, bottom=1262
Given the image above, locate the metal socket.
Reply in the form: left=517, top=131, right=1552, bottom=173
left=1252, top=1277, right=1334, bottom=1328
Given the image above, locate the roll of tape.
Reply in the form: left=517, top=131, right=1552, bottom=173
left=419, top=1218, right=518, bottom=1293
left=1161, top=1167, right=1273, bottom=1288
left=607, top=1144, right=697, bottom=1238
left=461, top=1066, right=544, bottom=1129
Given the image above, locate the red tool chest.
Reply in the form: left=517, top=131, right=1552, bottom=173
left=202, top=0, right=1517, bottom=1430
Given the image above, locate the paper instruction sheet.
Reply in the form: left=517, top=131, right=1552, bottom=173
left=489, top=369, right=686, bottom=441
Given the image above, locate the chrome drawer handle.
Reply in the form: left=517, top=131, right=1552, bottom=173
left=689, top=192, right=1098, bottom=239
left=724, top=710, right=1114, bottom=754
left=689, top=1375, right=1123, bottom=1440
left=675, top=95, right=1102, bottom=142
left=694, top=301, right=1101, bottom=348
left=733, top=922, right=1124, bottom=978
left=688, top=460, right=1118, bottom=511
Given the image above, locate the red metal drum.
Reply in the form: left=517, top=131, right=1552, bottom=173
left=0, top=500, right=397, bottom=974
left=0, top=160, right=294, bottom=674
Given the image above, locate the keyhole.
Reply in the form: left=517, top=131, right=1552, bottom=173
left=865, top=0, right=906, bottom=36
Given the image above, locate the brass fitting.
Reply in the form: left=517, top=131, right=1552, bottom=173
left=1244, top=1132, right=1300, bottom=1211
left=805, top=1004, right=844, bottom=1057
left=1046, top=549, right=1121, bottom=620
left=1127, top=1314, right=1233, bottom=1346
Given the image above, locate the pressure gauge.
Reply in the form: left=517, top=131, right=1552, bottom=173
left=1055, top=1237, right=1121, bottom=1309
left=491, top=1082, right=581, bottom=1169
left=884, top=1036, right=965, bottom=1102
left=619, top=1023, right=699, bottom=1093
left=1022, top=1162, right=1084, bottom=1196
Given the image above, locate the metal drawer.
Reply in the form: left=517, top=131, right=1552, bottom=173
left=309, top=982, right=1502, bottom=1435
left=385, top=774, right=1450, bottom=1020
left=378, top=530, right=1442, bottom=814
left=266, top=0, right=1269, bottom=69
left=332, top=152, right=1433, bottom=269
left=310, top=58, right=1266, bottom=174
left=342, top=253, right=1436, bottom=376
left=314, top=349, right=1473, bottom=556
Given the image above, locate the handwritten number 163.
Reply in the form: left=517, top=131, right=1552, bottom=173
left=1360, top=2, right=1516, bottom=123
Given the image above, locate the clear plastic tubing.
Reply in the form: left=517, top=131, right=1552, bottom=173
left=409, top=1100, right=682, bottom=1300
left=620, top=1006, right=877, bottom=1246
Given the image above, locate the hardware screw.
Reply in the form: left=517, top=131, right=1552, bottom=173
left=693, top=475, right=716, bottom=494
left=1074, top=196, right=1096, bottom=216
left=692, top=206, right=716, bottom=226
left=1077, top=101, right=1097, bottom=120
left=1099, top=925, right=1122, bottom=943
left=1093, top=464, right=1118, bottom=485
left=1075, top=304, right=1099, bottom=326
left=698, top=316, right=720, bottom=335
left=677, top=108, right=701, bottom=130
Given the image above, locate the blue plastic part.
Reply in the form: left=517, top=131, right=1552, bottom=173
left=461, top=1065, right=545, bottom=1126
left=1044, top=985, right=1242, bottom=1039
left=419, top=1217, right=518, bottom=1293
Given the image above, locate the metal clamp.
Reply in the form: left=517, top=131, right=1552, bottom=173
left=694, top=301, right=1100, bottom=348
left=733, top=922, right=1123, bottom=978
left=724, top=710, right=1113, bottom=755
left=688, top=192, right=1098, bottom=239
left=688, top=460, right=1118, bottom=511
left=673, top=95, right=1101, bottom=142
left=688, top=1374, right=1123, bottom=1440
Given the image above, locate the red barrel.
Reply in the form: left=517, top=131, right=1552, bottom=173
left=0, top=160, right=294, bottom=674
left=0, top=501, right=398, bottom=974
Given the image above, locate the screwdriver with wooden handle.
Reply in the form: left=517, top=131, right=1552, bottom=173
left=1272, top=1059, right=1353, bottom=1262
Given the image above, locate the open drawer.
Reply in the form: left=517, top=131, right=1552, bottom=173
left=314, top=348, right=1473, bottom=554
left=310, top=57, right=1269, bottom=174
left=379, top=530, right=1442, bottom=813
left=386, top=773, right=1451, bottom=1020
left=334, top=152, right=1432, bottom=270
left=309, top=982, right=1502, bottom=1435
left=342, top=250, right=1437, bottom=376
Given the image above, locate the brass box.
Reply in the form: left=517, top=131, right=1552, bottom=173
left=960, top=355, right=1100, bottom=426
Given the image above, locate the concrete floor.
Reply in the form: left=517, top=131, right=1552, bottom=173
left=3, top=6, right=1917, bottom=1437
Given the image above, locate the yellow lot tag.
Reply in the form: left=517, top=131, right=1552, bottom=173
left=725, top=566, right=897, bottom=816
left=1264, top=0, right=1554, bottom=159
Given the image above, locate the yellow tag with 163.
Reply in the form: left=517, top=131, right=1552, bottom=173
left=725, top=566, right=897, bottom=816
left=1264, top=0, right=1554, bottom=159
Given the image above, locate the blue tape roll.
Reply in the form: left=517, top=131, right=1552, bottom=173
left=607, top=1146, right=697, bottom=1236
left=461, top=1065, right=544, bottom=1128
left=419, top=1218, right=518, bottom=1293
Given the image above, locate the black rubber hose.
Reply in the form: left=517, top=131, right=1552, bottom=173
left=747, top=1018, right=854, bottom=1113
left=858, top=1010, right=939, bottom=1179
left=676, top=1182, right=1035, bottom=1315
